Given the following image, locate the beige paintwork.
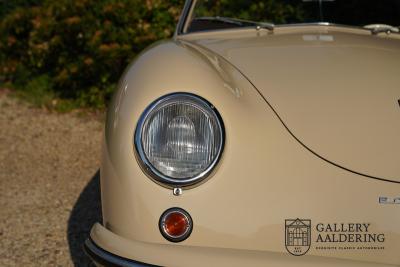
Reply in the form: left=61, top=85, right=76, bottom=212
left=183, top=25, right=400, bottom=183
left=91, top=25, right=400, bottom=266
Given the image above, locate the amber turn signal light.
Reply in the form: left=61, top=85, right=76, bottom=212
left=159, top=208, right=192, bottom=242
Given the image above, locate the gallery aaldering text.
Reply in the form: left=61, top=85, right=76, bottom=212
left=315, top=223, right=385, bottom=243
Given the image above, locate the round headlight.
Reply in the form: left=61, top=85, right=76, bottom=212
left=135, top=93, right=224, bottom=187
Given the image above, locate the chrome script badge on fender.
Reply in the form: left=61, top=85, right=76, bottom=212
left=379, top=197, right=400, bottom=204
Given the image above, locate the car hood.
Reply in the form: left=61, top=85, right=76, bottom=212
left=182, top=26, right=400, bottom=183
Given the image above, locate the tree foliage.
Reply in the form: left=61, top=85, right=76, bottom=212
left=194, top=0, right=308, bottom=24
left=1, top=0, right=399, bottom=109
left=0, top=0, right=184, bottom=108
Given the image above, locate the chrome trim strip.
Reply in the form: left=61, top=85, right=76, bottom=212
left=177, top=20, right=400, bottom=36
left=275, top=22, right=382, bottom=32
left=84, top=238, right=158, bottom=267
left=134, top=93, right=225, bottom=188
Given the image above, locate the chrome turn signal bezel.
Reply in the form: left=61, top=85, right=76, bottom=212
left=159, top=207, right=193, bottom=243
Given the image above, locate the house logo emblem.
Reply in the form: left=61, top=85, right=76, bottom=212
left=285, top=219, right=311, bottom=256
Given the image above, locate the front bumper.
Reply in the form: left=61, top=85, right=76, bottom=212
left=84, top=238, right=157, bottom=267
left=85, top=223, right=396, bottom=267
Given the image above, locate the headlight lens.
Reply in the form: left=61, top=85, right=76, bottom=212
left=135, top=93, right=224, bottom=187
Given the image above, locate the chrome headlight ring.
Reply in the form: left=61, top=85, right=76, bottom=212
left=134, top=93, right=225, bottom=188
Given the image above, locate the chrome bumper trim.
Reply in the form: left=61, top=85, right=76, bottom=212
left=84, top=238, right=158, bottom=267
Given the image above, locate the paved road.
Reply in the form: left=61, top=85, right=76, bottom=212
left=0, top=91, right=103, bottom=266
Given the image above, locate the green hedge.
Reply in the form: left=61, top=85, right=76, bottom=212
left=0, top=0, right=184, bottom=109
left=0, top=0, right=306, bottom=110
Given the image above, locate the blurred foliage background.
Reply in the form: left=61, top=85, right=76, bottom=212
left=0, top=0, right=184, bottom=110
left=0, top=0, right=308, bottom=111
left=193, top=0, right=308, bottom=24
left=1, top=0, right=399, bottom=110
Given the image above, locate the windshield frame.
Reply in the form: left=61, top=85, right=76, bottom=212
left=176, top=0, right=196, bottom=36
left=175, top=0, right=400, bottom=37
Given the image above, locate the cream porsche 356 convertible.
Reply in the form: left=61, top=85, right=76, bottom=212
left=84, top=0, right=400, bottom=266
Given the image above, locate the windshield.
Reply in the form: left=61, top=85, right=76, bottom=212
left=184, top=0, right=400, bottom=33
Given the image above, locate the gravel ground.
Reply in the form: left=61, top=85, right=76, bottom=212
left=0, top=90, right=103, bottom=266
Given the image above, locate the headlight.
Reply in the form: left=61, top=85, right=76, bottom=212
left=135, top=93, right=224, bottom=187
